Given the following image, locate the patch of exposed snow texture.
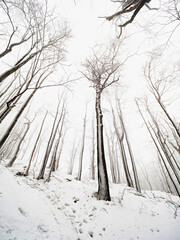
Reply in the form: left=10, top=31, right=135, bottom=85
left=0, top=164, right=180, bottom=240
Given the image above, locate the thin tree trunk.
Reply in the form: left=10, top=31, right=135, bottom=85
left=112, top=107, right=134, bottom=188
left=46, top=113, right=66, bottom=182
left=138, top=161, right=153, bottom=191
left=68, top=138, right=79, bottom=175
left=96, top=91, right=111, bottom=201
left=25, top=111, right=48, bottom=176
left=6, top=123, right=30, bottom=167
left=158, top=157, right=173, bottom=194
left=136, top=100, right=180, bottom=197
left=91, top=119, right=95, bottom=180
left=146, top=105, right=180, bottom=185
left=37, top=101, right=64, bottom=180
left=117, top=102, right=141, bottom=193
left=55, top=111, right=66, bottom=170
left=157, top=99, right=180, bottom=138
left=0, top=89, right=36, bottom=149
left=115, top=141, right=121, bottom=183
left=56, top=130, right=66, bottom=171
left=107, top=135, right=116, bottom=183
left=77, top=110, right=87, bottom=181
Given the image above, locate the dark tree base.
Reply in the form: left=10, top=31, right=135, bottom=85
left=94, top=192, right=111, bottom=201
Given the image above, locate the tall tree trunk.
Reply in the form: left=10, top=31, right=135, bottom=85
left=114, top=141, right=121, bottom=184
left=91, top=119, right=95, bottom=180
left=25, top=111, right=48, bottom=176
left=6, top=123, right=30, bottom=167
left=77, top=110, right=87, bottom=181
left=107, top=135, right=116, bottom=183
left=149, top=121, right=180, bottom=185
left=37, top=102, right=64, bottom=180
left=146, top=104, right=180, bottom=185
left=46, top=111, right=66, bottom=182
left=68, top=138, right=78, bottom=175
left=56, top=131, right=66, bottom=170
left=96, top=91, right=111, bottom=201
left=117, top=103, right=141, bottom=193
left=112, top=107, right=134, bottom=188
left=136, top=101, right=180, bottom=197
left=0, top=89, right=36, bottom=149
left=157, top=99, right=180, bottom=138
left=158, top=157, right=173, bottom=194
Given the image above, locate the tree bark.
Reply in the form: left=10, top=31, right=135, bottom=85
left=117, top=103, right=141, bottom=193
left=77, top=110, right=87, bottom=181
left=136, top=100, right=180, bottom=197
left=112, top=107, right=134, bottom=188
left=25, top=112, right=48, bottom=176
left=37, top=102, right=64, bottom=180
left=0, top=89, right=36, bottom=149
left=91, top=119, right=95, bottom=180
left=96, top=91, right=111, bottom=201
left=6, top=123, right=30, bottom=167
left=68, top=138, right=78, bottom=175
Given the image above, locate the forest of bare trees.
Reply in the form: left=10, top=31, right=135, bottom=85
left=0, top=0, right=179, bottom=202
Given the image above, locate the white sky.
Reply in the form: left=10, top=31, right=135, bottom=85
left=41, top=0, right=180, bottom=177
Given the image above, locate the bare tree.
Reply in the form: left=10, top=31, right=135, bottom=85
left=55, top=128, right=67, bottom=171
left=116, top=99, right=141, bottom=192
left=68, top=138, right=79, bottom=175
left=145, top=101, right=180, bottom=185
left=6, top=120, right=31, bottom=167
left=102, top=0, right=156, bottom=36
left=77, top=108, right=87, bottom=181
left=91, top=119, right=96, bottom=180
left=82, top=40, right=124, bottom=200
left=161, top=0, right=180, bottom=38
left=46, top=109, right=67, bottom=181
left=0, top=70, right=51, bottom=149
left=136, top=99, right=180, bottom=197
left=106, top=132, right=119, bottom=184
left=111, top=106, right=134, bottom=188
left=144, top=57, right=180, bottom=139
left=24, top=111, right=48, bottom=176
left=0, top=0, right=71, bottom=84
left=37, top=97, right=66, bottom=180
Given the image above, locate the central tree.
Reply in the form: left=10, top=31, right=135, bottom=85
left=82, top=40, right=124, bottom=200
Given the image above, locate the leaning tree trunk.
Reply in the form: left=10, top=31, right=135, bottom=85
left=6, top=122, right=30, bottom=167
left=25, top=111, right=48, bottom=176
left=46, top=112, right=66, bottom=181
left=37, top=103, right=64, bottom=180
left=0, top=89, right=36, bottom=149
left=118, top=104, right=141, bottom=193
left=112, top=107, right=134, bottom=188
left=136, top=101, right=180, bottom=197
left=95, top=91, right=111, bottom=201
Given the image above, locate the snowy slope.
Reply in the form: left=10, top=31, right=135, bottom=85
left=0, top=164, right=180, bottom=240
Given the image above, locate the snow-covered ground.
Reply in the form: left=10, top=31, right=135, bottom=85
left=0, top=164, right=180, bottom=240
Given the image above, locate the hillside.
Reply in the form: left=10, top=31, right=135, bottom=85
left=0, top=164, right=180, bottom=240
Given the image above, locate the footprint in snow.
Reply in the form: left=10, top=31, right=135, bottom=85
left=83, top=219, right=88, bottom=223
left=88, top=231, right=93, bottom=238
left=72, top=208, right=76, bottom=213
left=37, top=224, right=48, bottom=233
left=18, top=207, right=28, bottom=217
